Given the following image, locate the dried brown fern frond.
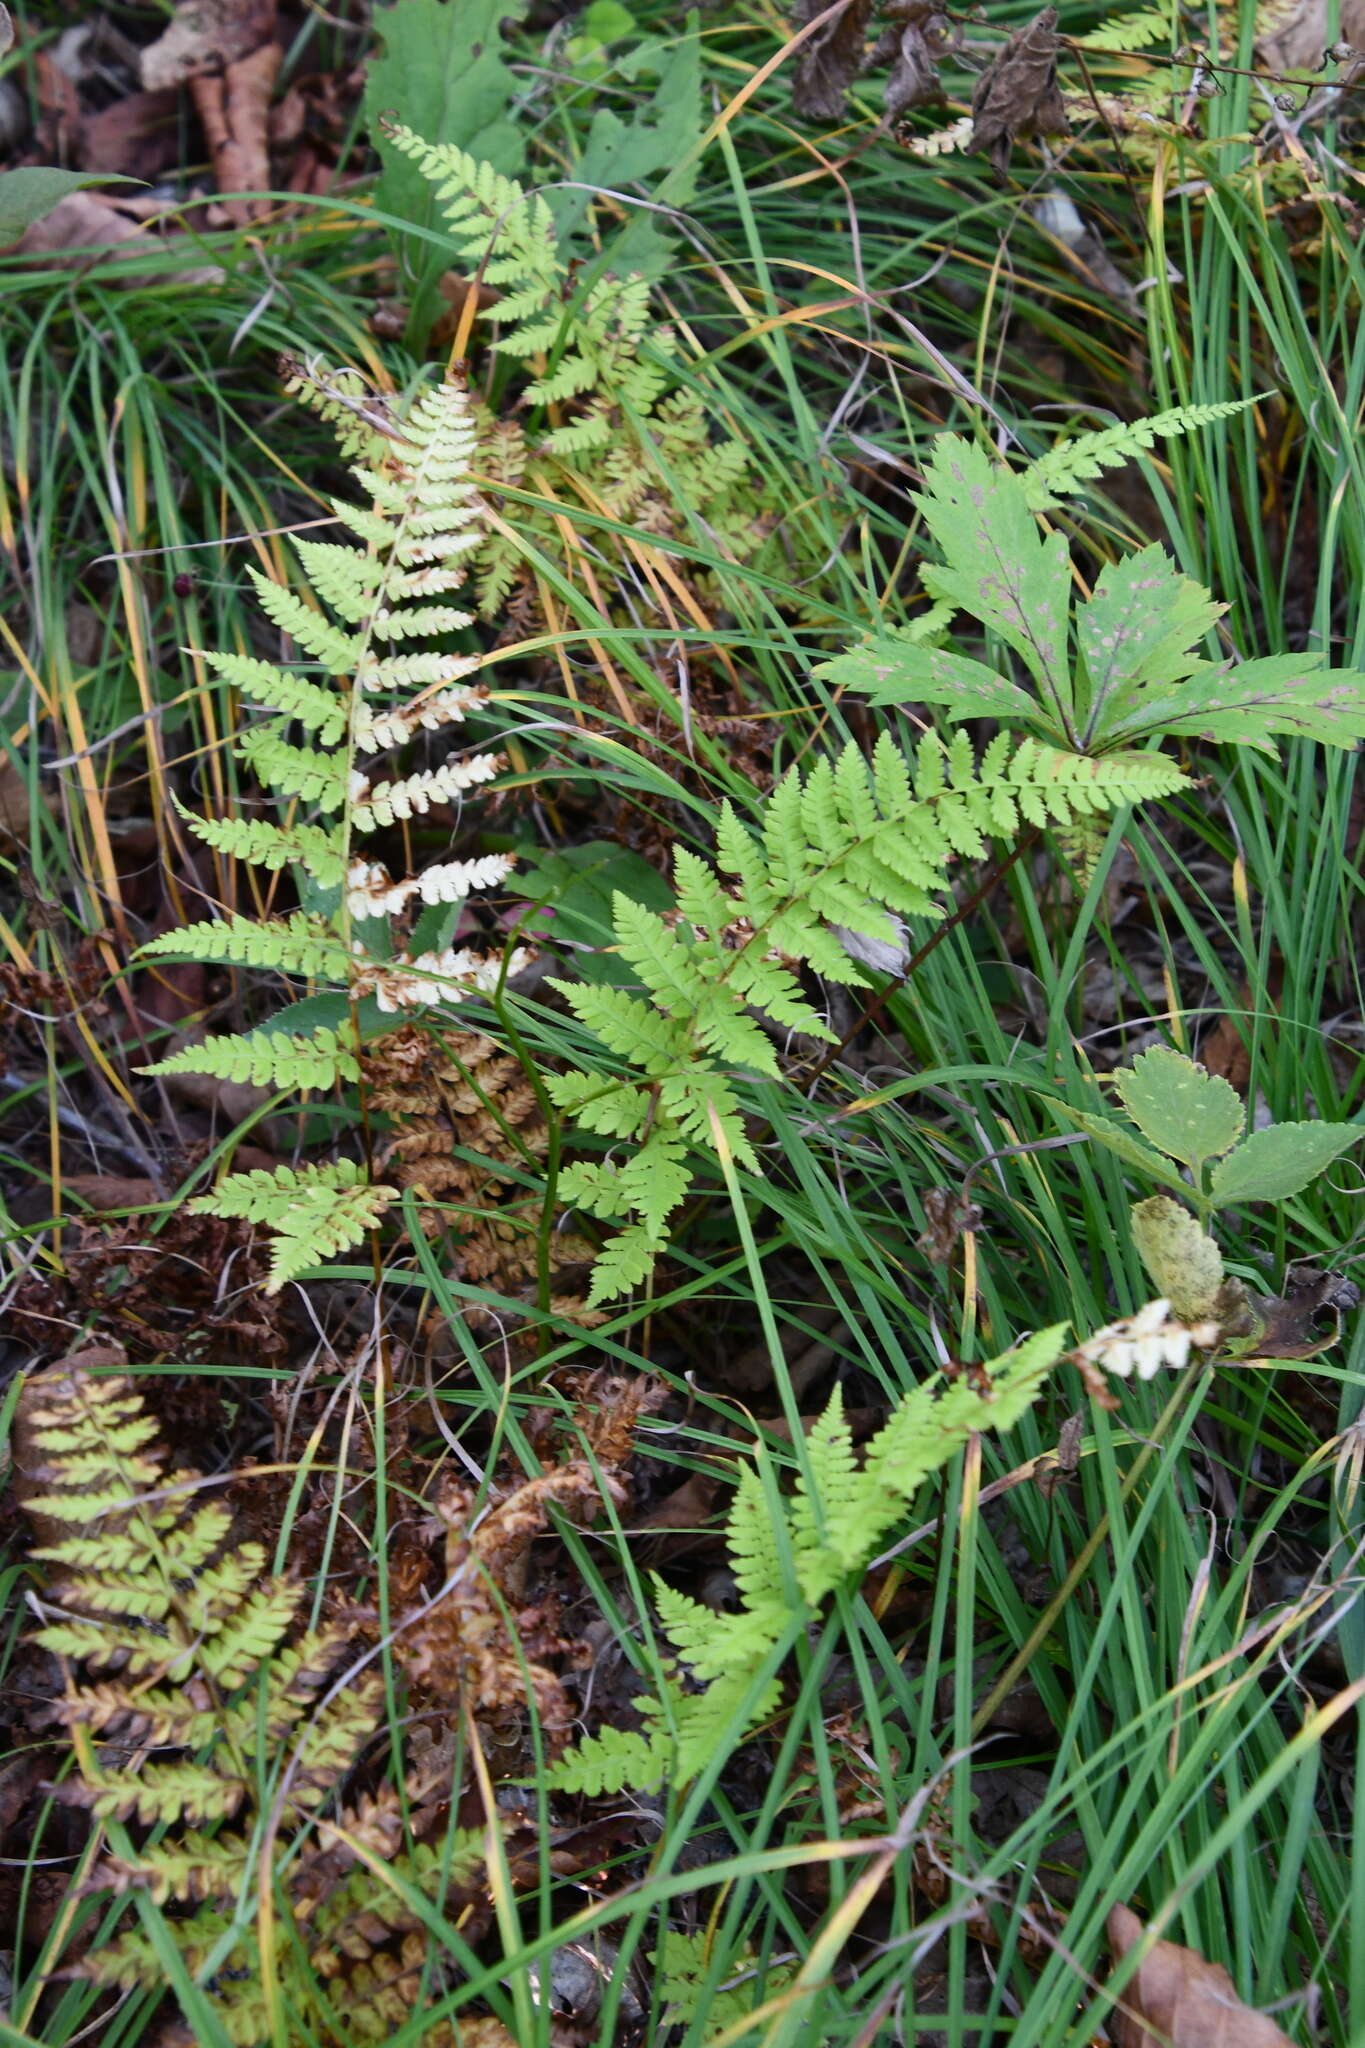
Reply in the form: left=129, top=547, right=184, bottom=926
left=366, top=1023, right=543, bottom=1212
left=364, top=1023, right=600, bottom=1323
left=398, top=1372, right=659, bottom=1756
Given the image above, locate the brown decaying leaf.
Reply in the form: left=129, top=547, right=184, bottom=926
left=1250, top=1265, right=1360, bottom=1359
left=77, top=89, right=183, bottom=179
left=8, top=1175, right=159, bottom=1225
left=916, top=1186, right=983, bottom=1264
left=10, top=190, right=224, bottom=286
left=875, top=0, right=949, bottom=121
left=398, top=1373, right=656, bottom=1746
left=792, top=0, right=874, bottom=119
left=1107, top=1905, right=1298, bottom=2048
left=191, top=41, right=281, bottom=222
left=0, top=755, right=34, bottom=841
left=139, top=0, right=277, bottom=91
left=792, top=0, right=947, bottom=122
left=970, top=6, right=1070, bottom=176
left=792, top=0, right=874, bottom=117
left=365, top=1024, right=599, bottom=1326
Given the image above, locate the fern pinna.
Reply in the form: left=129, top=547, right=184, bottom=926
left=139, top=365, right=526, bottom=1291
left=551, top=1325, right=1066, bottom=1796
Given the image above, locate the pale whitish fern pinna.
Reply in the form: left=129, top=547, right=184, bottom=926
left=139, top=364, right=527, bottom=1292
left=18, top=1365, right=487, bottom=2046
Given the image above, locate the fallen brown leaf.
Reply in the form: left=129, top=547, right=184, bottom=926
left=77, top=88, right=183, bottom=179
left=140, top=0, right=277, bottom=92
left=876, top=0, right=949, bottom=121
left=0, top=756, right=33, bottom=842
left=190, top=41, right=281, bottom=221
left=10, top=189, right=223, bottom=287
left=1107, top=1904, right=1298, bottom=2048
left=10, top=1175, right=161, bottom=1226
left=970, top=6, right=1070, bottom=176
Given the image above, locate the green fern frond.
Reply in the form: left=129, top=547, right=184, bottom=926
left=134, top=366, right=518, bottom=1292
left=1021, top=399, right=1257, bottom=508
left=189, top=1160, right=397, bottom=1293
left=546, top=1719, right=667, bottom=1796
left=140, top=911, right=347, bottom=978
left=1073, top=4, right=1176, bottom=51
left=20, top=1361, right=381, bottom=1805
left=247, top=569, right=359, bottom=671
left=551, top=1328, right=1067, bottom=1798
left=280, top=353, right=400, bottom=463
left=236, top=725, right=350, bottom=807
left=554, top=724, right=1173, bottom=1305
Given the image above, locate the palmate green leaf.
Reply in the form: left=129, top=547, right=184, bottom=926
left=816, top=638, right=1039, bottom=723
left=913, top=435, right=1073, bottom=727
left=1079, top=547, right=1225, bottom=741
left=1114, top=1047, right=1245, bottom=1177
left=1209, top=1120, right=1364, bottom=1206
left=364, top=0, right=528, bottom=343
left=553, top=16, right=701, bottom=277
left=0, top=167, right=141, bottom=240
left=1102, top=652, right=1365, bottom=752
